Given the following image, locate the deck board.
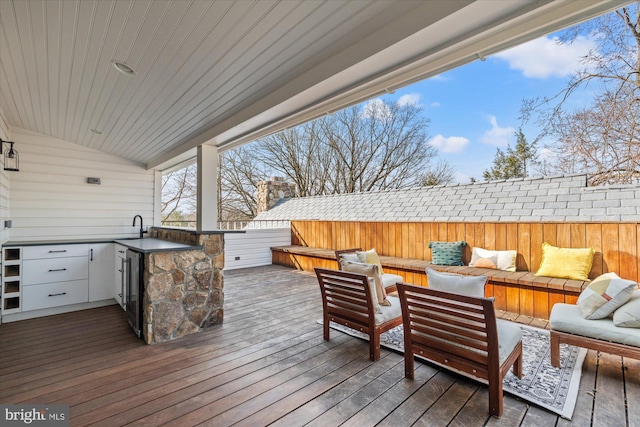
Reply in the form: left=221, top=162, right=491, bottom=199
left=0, top=264, right=637, bottom=426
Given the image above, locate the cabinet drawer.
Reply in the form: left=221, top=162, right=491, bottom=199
left=23, top=244, right=89, bottom=260
left=22, top=280, right=88, bottom=311
left=24, top=257, right=88, bottom=285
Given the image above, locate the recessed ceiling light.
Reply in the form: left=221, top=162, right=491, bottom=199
left=90, top=128, right=103, bottom=135
left=111, top=60, right=136, bottom=76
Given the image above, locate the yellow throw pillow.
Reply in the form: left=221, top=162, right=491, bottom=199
left=535, top=242, right=595, bottom=281
left=356, top=248, right=384, bottom=273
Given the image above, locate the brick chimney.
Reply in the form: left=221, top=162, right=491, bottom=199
left=256, top=177, right=295, bottom=213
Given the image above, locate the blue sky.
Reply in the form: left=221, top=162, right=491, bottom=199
left=372, top=29, right=601, bottom=183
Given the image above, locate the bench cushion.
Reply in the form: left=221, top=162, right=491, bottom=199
left=550, top=303, right=640, bottom=347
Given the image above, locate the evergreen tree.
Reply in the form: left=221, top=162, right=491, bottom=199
left=483, top=129, right=538, bottom=180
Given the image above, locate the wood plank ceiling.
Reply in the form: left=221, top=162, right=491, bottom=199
left=0, top=0, right=628, bottom=170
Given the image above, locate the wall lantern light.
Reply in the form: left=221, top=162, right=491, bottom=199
left=0, top=138, right=19, bottom=172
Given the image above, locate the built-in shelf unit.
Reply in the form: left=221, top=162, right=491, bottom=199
left=2, top=247, right=22, bottom=314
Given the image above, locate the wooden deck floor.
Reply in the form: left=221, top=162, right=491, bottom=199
left=1, top=265, right=638, bottom=427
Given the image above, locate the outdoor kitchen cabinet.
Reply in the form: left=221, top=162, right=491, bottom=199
left=1, top=242, right=118, bottom=314
left=88, top=243, right=115, bottom=302
left=22, top=244, right=89, bottom=311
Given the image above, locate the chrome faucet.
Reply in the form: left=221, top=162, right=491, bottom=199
left=132, top=215, right=146, bottom=238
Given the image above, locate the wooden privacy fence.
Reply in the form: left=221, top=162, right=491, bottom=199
left=272, top=220, right=640, bottom=320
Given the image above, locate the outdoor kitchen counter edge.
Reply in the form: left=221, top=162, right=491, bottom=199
left=113, top=238, right=202, bottom=253
left=3, top=238, right=202, bottom=253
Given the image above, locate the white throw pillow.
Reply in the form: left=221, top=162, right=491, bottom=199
left=339, top=252, right=359, bottom=263
left=577, top=272, right=637, bottom=320
left=613, top=291, right=640, bottom=328
left=426, top=268, right=486, bottom=298
left=469, top=247, right=517, bottom=272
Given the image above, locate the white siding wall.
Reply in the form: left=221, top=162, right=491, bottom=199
left=224, top=228, right=291, bottom=270
left=0, top=116, right=11, bottom=244
left=7, top=128, right=155, bottom=241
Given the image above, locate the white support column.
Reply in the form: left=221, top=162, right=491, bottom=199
left=153, top=170, right=162, bottom=227
left=197, top=145, right=218, bottom=231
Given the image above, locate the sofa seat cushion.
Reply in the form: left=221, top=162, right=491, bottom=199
left=374, top=295, right=402, bottom=325
left=496, top=319, right=523, bottom=364
left=550, top=303, right=640, bottom=347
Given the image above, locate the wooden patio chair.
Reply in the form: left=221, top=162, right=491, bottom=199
left=315, top=267, right=403, bottom=361
left=396, top=282, right=523, bottom=418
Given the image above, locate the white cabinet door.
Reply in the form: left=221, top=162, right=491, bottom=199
left=114, top=244, right=127, bottom=308
left=88, top=243, right=115, bottom=302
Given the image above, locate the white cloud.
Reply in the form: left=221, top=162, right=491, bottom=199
left=430, top=101, right=440, bottom=108
left=481, top=115, right=515, bottom=147
left=428, top=134, right=469, bottom=154
left=397, top=93, right=421, bottom=106
left=494, top=35, right=595, bottom=79
left=429, top=74, right=450, bottom=82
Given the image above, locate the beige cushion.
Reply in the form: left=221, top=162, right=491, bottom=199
left=550, top=303, right=640, bottom=347
left=426, top=268, right=486, bottom=298
left=469, top=247, right=517, bottom=272
left=576, top=272, right=637, bottom=319
left=341, top=261, right=391, bottom=307
left=613, top=291, right=640, bottom=328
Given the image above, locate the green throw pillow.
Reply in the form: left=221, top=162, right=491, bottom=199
left=429, top=241, right=466, bottom=266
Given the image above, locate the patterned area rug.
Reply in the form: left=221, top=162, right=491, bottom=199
left=323, top=321, right=587, bottom=419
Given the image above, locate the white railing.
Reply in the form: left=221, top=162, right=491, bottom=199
left=160, top=219, right=290, bottom=230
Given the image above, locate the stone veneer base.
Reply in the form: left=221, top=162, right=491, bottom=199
left=142, top=228, right=224, bottom=344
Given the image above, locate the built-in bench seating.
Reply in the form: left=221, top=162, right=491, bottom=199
left=271, top=244, right=591, bottom=320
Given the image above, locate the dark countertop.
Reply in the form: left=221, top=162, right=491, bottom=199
left=3, top=238, right=135, bottom=247
left=113, top=238, right=202, bottom=253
